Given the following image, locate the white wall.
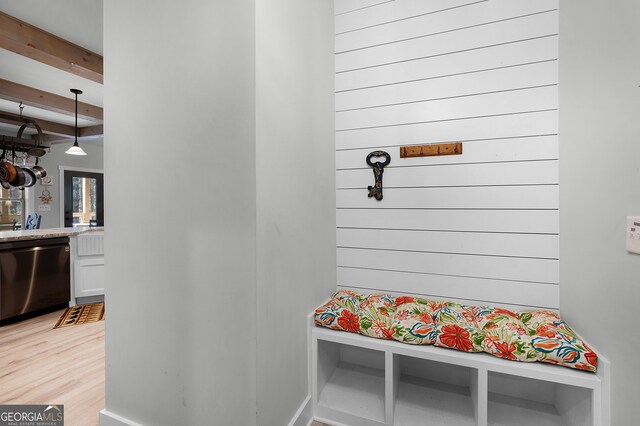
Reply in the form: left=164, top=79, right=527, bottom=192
left=103, top=1, right=335, bottom=425
left=102, top=1, right=257, bottom=425
left=335, top=0, right=560, bottom=310
left=28, top=139, right=103, bottom=229
left=559, top=0, right=640, bottom=423
left=255, top=1, right=335, bottom=425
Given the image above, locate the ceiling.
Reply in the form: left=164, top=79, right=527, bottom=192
left=0, top=0, right=103, bottom=140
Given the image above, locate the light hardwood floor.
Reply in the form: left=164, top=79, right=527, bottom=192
left=0, top=312, right=330, bottom=426
left=0, top=310, right=104, bottom=426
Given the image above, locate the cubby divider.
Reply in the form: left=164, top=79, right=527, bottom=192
left=312, top=324, right=609, bottom=426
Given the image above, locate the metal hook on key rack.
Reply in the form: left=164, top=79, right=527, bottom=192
left=366, top=151, right=390, bottom=201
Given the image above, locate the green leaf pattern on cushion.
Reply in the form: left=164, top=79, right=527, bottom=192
left=521, top=310, right=597, bottom=372
left=358, top=294, right=397, bottom=340
left=474, top=306, right=537, bottom=362
left=390, top=302, right=436, bottom=345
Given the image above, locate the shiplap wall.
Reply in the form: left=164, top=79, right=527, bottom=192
left=334, top=0, right=559, bottom=310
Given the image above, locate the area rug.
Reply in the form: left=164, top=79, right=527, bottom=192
left=54, top=302, right=105, bottom=328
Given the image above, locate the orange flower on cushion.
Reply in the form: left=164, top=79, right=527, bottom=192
left=534, top=339, right=561, bottom=351
left=493, top=307, right=519, bottom=319
left=372, top=320, right=394, bottom=340
left=484, top=334, right=500, bottom=348
left=381, top=327, right=395, bottom=340
left=494, top=341, right=517, bottom=360
left=428, top=301, right=447, bottom=311
left=562, top=350, right=580, bottom=363
left=585, top=349, right=598, bottom=367
left=439, top=324, right=474, bottom=352
left=337, top=310, right=360, bottom=333
left=395, top=296, right=416, bottom=307
left=462, top=309, right=476, bottom=324
left=536, top=325, right=557, bottom=338
left=419, top=312, right=433, bottom=324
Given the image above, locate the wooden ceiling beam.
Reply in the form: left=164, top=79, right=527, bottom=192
left=0, top=11, right=103, bottom=84
left=0, top=78, right=103, bottom=122
left=0, top=111, right=75, bottom=137
left=78, top=125, right=103, bottom=138
left=0, top=114, right=103, bottom=139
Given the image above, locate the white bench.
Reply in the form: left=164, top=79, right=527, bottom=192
left=310, top=316, right=610, bottom=426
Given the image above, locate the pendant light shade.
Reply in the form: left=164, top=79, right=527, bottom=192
left=66, top=88, right=87, bottom=156
left=66, top=142, right=86, bottom=155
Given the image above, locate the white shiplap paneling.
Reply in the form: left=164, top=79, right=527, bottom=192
left=336, top=0, right=484, bottom=34
left=335, top=0, right=557, bottom=52
left=336, top=85, right=557, bottom=131
left=335, top=0, right=395, bottom=16
left=336, top=228, right=558, bottom=259
left=335, top=35, right=558, bottom=92
left=336, top=186, right=558, bottom=209
left=336, top=109, right=558, bottom=150
left=337, top=248, right=559, bottom=284
left=336, top=60, right=557, bottom=111
left=336, top=209, right=559, bottom=234
left=335, top=10, right=557, bottom=72
left=334, top=0, right=559, bottom=309
left=336, top=160, right=558, bottom=188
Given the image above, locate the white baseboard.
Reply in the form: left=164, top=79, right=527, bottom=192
left=99, top=409, right=144, bottom=426
left=288, top=395, right=313, bottom=426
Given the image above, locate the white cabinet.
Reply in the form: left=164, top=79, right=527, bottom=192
left=312, top=325, right=609, bottom=426
left=70, top=232, right=105, bottom=304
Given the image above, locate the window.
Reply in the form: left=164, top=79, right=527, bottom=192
left=0, top=186, right=25, bottom=231
left=71, top=176, right=98, bottom=226
left=63, top=169, right=103, bottom=228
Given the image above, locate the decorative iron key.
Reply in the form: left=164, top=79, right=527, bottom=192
left=366, top=151, right=390, bottom=201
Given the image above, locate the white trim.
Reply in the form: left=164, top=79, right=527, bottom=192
left=286, top=313, right=317, bottom=426
left=288, top=395, right=313, bottom=426
left=99, top=409, right=144, bottom=426
left=58, top=165, right=104, bottom=228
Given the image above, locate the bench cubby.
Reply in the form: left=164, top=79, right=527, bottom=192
left=311, top=321, right=609, bottom=426
left=393, top=355, right=476, bottom=426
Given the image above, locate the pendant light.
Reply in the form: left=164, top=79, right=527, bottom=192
left=65, top=88, right=87, bottom=156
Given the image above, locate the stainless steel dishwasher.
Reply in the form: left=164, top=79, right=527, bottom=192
left=0, top=237, right=70, bottom=321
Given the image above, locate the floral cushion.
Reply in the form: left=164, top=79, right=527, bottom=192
left=520, top=310, right=598, bottom=372
left=475, top=307, right=538, bottom=362
left=358, top=293, right=397, bottom=340
left=314, top=291, right=597, bottom=372
left=391, top=301, right=436, bottom=345
left=431, top=304, right=484, bottom=353
left=314, top=290, right=362, bottom=333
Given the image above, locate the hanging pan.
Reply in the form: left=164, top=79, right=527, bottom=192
left=31, top=157, right=47, bottom=179
left=10, top=164, right=26, bottom=187
left=22, top=167, right=36, bottom=188
left=17, top=120, right=47, bottom=157
left=0, top=145, right=17, bottom=184
left=8, top=148, right=25, bottom=187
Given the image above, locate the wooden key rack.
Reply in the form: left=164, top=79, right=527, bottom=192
left=400, top=142, right=462, bottom=158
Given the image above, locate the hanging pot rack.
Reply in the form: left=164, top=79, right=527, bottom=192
left=0, top=112, right=51, bottom=155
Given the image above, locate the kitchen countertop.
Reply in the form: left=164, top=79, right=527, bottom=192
left=0, top=227, right=104, bottom=242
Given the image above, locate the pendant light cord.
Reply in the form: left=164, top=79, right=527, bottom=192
left=75, top=91, right=78, bottom=144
